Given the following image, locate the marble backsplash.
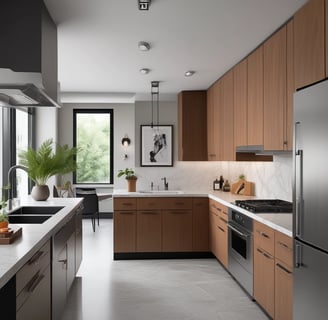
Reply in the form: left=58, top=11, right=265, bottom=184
left=124, top=154, right=293, bottom=201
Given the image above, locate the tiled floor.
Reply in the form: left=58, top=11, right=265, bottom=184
left=61, top=219, right=268, bottom=320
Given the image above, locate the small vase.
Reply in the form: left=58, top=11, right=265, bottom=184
left=126, top=178, right=137, bottom=192
left=31, top=185, right=50, bottom=201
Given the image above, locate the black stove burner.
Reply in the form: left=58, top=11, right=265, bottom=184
left=235, top=199, right=292, bottom=213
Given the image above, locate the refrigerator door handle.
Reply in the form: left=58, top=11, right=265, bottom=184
left=295, top=242, right=302, bottom=268
left=295, top=121, right=303, bottom=238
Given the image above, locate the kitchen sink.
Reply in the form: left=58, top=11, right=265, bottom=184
left=7, top=206, right=64, bottom=224
left=10, top=206, right=64, bottom=215
left=8, top=214, right=52, bottom=224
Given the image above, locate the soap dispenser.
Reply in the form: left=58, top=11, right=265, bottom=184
left=213, top=178, right=220, bottom=191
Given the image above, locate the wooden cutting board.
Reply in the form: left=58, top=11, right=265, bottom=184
left=0, top=225, right=22, bottom=244
left=231, top=180, right=255, bottom=196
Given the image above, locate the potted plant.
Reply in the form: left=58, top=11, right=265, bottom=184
left=117, top=168, right=137, bottom=192
left=0, top=186, right=9, bottom=230
left=18, top=139, right=78, bottom=201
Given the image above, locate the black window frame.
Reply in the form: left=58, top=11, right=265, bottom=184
left=73, top=108, right=114, bottom=185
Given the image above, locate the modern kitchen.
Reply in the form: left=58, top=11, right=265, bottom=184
left=0, top=0, right=327, bottom=319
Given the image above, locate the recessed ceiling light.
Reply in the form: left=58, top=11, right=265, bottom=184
left=184, top=70, right=195, bottom=77
left=139, top=68, right=150, bottom=75
left=138, top=41, right=151, bottom=51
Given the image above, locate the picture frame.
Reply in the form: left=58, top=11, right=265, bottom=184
left=140, top=125, right=173, bottom=167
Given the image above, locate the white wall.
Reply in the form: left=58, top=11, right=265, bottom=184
left=58, top=102, right=135, bottom=212
left=134, top=100, right=293, bottom=201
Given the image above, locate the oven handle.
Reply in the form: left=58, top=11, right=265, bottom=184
left=227, top=223, right=250, bottom=239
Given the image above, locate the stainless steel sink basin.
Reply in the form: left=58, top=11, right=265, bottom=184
left=10, top=206, right=64, bottom=215
left=139, top=190, right=184, bottom=195
left=8, top=214, right=52, bottom=224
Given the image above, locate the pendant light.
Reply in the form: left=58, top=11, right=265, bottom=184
left=151, top=81, right=159, bottom=128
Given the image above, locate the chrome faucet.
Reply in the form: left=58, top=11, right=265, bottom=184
left=7, top=165, right=28, bottom=210
left=161, top=177, right=169, bottom=190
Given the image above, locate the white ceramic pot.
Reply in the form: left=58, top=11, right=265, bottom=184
left=31, top=185, right=50, bottom=201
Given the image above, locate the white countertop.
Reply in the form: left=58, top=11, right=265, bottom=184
left=0, top=197, right=83, bottom=290
left=113, top=189, right=293, bottom=237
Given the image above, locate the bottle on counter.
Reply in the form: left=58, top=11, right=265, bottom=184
left=223, top=180, right=230, bottom=192
left=219, top=175, right=224, bottom=190
left=213, top=178, right=220, bottom=191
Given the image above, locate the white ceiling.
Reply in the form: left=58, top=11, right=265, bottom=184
left=44, top=0, right=307, bottom=102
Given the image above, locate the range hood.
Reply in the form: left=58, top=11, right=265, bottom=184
left=0, top=69, right=61, bottom=108
left=236, top=145, right=292, bottom=155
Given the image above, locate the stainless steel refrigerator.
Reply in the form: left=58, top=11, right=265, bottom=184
left=293, top=79, right=328, bottom=319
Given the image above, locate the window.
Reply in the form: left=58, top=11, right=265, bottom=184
left=1, top=107, right=34, bottom=198
left=73, top=109, right=114, bottom=184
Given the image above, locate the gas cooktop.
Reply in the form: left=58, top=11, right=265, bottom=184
left=234, top=199, right=293, bottom=213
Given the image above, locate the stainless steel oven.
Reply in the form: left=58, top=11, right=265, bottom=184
left=228, top=208, right=253, bottom=296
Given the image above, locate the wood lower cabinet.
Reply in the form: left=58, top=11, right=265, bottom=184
left=253, top=221, right=275, bottom=318
left=192, top=198, right=209, bottom=251
left=209, top=199, right=228, bottom=268
left=114, top=197, right=207, bottom=255
left=162, top=210, right=193, bottom=252
left=114, top=211, right=137, bottom=253
left=275, top=231, right=293, bottom=320
left=136, top=211, right=162, bottom=252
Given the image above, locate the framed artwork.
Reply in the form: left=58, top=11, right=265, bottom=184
left=140, top=125, right=173, bottom=167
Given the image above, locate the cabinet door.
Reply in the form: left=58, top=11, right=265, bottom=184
left=254, top=246, right=275, bottom=318
left=233, top=59, right=248, bottom=148
left=212, top=80, right=222, bottom=160
left=192, top=198, right=209, bottom=252
left=207, top=85, right=216, bottom=160
left=264, top=26, right=287, bottom=151
left=217, top=223, right=228, bottom=268
left=16, top=265, right=51, bottom=320
left=286, top=19, right=294, bottom=151
left=136, top=211, right=162, bottom=252
left=247, top=46, right=264, bottom=146
left=178, top=91, right=207, bottom=161
left=66, top=233, right=76, bottom=293
left=162, top=210, right=192, bottom=252
left=75, top=211, right=83, bottom=273
left=294, top=0, right=325, bottom=89
left=275, top=259, right=293, bottom=320
left=221, top=70, right=235, bottom=160
left=114, top=211, right=137, bottom=252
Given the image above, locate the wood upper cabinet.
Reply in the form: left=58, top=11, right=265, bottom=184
left=286, top=19, right=294, bottom=151
left=207, top=86, right=216, bottom=160
left=207, top=81, right=222, bottom=160
left=263, top=26, right=287, bottom=151
left=253, top=221, right=275, bottom=318
left=247, top=46, right=264, bottom=146
left=221, top=70, right=235, bottom=160
left=294, top=0, right=325, bottom=90
left=233, top=59, right=248, bottom=148
left=178, top=91, right=207, bottom=161
left=192, top=198, right=209, bottom=252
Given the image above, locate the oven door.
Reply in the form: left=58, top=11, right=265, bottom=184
left=228, top=221, right=253, bottom=274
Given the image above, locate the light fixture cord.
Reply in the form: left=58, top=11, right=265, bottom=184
left=157, top=88, right=159, bottom=127
left=151, top=84, right=154, bottom=128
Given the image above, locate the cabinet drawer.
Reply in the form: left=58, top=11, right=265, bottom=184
left=162, top=197, right=192, bottom=210
left=209, top=199, right=228, bottom=220
left=137, top=197, right=164, bottom=210
left=16, top=240, right=51, bottom=296
left=114, top=197, right=137, bottom=210
left=254, top=220, right=274, bottom=255
left=275, top=231, right=293, bottom=267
